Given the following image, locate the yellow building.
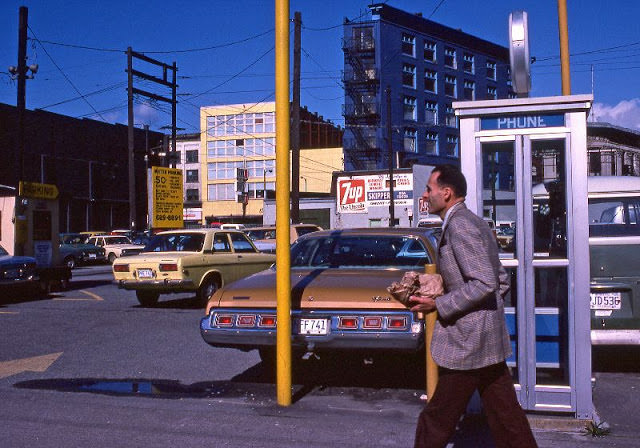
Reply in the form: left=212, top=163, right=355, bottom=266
left=200, top=102, right=343, bottom=224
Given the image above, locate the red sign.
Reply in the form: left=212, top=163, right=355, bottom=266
left=418, top=197, right=430, bottom=215
left=338, top=179, right=366, bottom=212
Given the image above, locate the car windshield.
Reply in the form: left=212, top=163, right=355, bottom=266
left=0, top=245, right=8, bottom=256
left=290, top=235, right=431, bottom=269
left=61, top=235, right=85, bottom=244
left=143, top=233, right=205, bottom=252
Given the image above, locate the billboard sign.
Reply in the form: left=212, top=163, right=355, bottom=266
left=337, top=173, right=413, bottom=213
left=151, top=166, right=184, bottom=228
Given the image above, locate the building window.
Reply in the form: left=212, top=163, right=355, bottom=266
left=352, top=26, right=374, bottom=51
left=487, top=86, right=497, bottom=100
left=185, top=150, right=198, bottom=164
left=404, top=128, right=417, bottom=152
left=463, top=80, right=475, bottom=100
left=463, top=53, right=474, bottom=74
left=444, top=75, right=456, bottom=98
left=425, top=101, right=438, bottom=125
left=403, top=96, right=417, bottom=121
left=444, top=47, right=456, bottom=69
left=486, top=60, right=496, bottom=80
left=207, top=137, right=275, bottom=158
left=186, top=169, right=198, bottom=183
left=206, top=112, right=275, bottom=137
left=445, top=104, right=457, bottom=127
left=208, top=183, right=235, bottom=201
left=186, top=188, right=199, bottom=201
left=402, top=64, right=416, bottom=88
left=425, top=132, right=438, bottom=155
left=401, top=33, right=415, bottom=57
left=446, top=135, right=459, bottom=157
left=424, top=69, right=437, bottom=93
left=424, top=40, right=436, bottom=62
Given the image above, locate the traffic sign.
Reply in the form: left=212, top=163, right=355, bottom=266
left=19, top=181, right=59, bottom=200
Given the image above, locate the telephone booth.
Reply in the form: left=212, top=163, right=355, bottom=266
left=454, top=95, right=593, bottom=419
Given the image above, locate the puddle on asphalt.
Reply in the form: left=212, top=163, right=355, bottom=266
left=14, top=378, right=277, bottom=402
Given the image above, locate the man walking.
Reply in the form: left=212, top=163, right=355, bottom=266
left=410, top=164, right=537, bottom=448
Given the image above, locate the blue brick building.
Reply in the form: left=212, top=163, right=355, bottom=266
left=342, top=3, right=514, bottom=170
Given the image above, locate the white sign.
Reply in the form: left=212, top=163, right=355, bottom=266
left=33, top=241, right=52, bottom=268
left=337, top=173, right=413, bottom=213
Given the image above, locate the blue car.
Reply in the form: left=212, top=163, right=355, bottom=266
left=59, top=233, right=106, bottom=268
left=0, top=244, right=39, bottom=292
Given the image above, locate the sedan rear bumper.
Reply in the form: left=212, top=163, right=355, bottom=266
left=200, top=308, right=424, bottom=352
left=591, top=329, right=640, bottom=345
left=118, top=279, right=195, bottom=292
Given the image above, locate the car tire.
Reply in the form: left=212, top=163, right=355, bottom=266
left=136, top=291, right=159, bottom=307
left=64, top=256, right=76, bottom=269
left=108, top=253, right=117, bottom=264
left=197, top=276, right=219, bottom=306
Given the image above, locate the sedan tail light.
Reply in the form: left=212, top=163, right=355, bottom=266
left=237, top=314, right=256, bottom=327
left=387, top=316, right=408, bottom=330
left=363, top=316, right=383, bottom=329
left=338, top=316, right=359, bottom=329
left=159, top=263, right=178, bottom=271
left=258, top=315, right=276, bottom=328
left=215, top=314, right=234, bottom=327
left=113, top=264, right=129, bottom=272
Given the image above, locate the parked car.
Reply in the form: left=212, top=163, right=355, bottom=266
left=85, top=235, right=145, bottom=263
left=532, top=176, right=640, bottom=346
left=200, top=227, right=440, bottom=366
left=0, top=244, right=40, bottom=296
left=112, top=229, right=276, bottom=306
left=244, top=224, right=322, bottom=253
left=220, top=223, right=246, bottom=230
left=59, top=233, right=106, bottom=268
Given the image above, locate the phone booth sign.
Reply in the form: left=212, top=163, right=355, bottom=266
left=454, top=94, right=593, bottom=419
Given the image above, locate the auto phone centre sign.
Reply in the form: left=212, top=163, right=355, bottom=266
left=337, top=173, right=413, bottom=213
left=151, top=166, right=183, bottom=228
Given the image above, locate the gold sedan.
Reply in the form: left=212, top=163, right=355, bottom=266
left=112, top=229, right=275, bottom=306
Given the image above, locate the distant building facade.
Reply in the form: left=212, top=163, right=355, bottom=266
left=587, top=122, right=640, bottom=176
left=342, top=3, right=514, bottom=170
left=199, top=102, right=343, bottom=225
left=174, top=133, right=203, bottom=227
left=0, top=103, right=164, bottom=232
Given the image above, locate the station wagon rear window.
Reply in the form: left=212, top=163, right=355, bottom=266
left=290, top=235, right=431, bottom=269
left=589, top=197, right=640, bottom=237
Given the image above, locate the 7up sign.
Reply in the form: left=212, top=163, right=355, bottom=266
left=337, top=178, right=366, bottom=213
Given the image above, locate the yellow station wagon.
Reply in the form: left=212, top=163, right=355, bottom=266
left=112, top=229, right=276, bottom=306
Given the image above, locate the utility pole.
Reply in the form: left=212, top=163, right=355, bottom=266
left=16, top=6, right=28, bottom=187
left=557, top=0, right=571, bottom=95
left=127, top=47, right=136, bottom=231
left=126, top=48, right=178, bottom=231
left=291, top=11, right=302, bottom=224
left=386, top=86, right=395, bottom=227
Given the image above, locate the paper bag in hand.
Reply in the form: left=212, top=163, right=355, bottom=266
left=387, top=271, right=444, bottom=306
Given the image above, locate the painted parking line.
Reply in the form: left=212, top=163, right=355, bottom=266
left=0, top=311, right=20, bottom=314
left=0, top=352, right=62, bottom=379
left=53, top=290, right=104, bottom=301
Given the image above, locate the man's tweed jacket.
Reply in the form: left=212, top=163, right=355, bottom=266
left=432, top=202, right=512, bottom=370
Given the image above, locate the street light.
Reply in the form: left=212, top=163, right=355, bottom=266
left=263, top=168, right=273, bottom=199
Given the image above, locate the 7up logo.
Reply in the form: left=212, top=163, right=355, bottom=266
left=339, top=179, right=365, bottom=205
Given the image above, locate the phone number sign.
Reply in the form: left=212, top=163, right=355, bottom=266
left=152, top=166, right=184, bottom=228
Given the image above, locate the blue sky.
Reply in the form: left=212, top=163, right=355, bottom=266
left=2, top=0, right=639, bottom=134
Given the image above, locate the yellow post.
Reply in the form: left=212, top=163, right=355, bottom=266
left=275, top=0, right=292, bottom=406
left=424, top=263, right=438, bottom=401
left=557, top=0, right=571, bottom=95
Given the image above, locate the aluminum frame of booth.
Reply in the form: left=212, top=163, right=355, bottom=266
left=454, top=95, right=593, bottom=419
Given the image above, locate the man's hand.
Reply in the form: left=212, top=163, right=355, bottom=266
left=409, top=295, right=437, bottom=313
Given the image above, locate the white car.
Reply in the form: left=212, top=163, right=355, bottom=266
left=86, top=235, right=145, bottom=263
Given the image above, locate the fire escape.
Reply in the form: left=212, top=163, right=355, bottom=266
left=342, top=30, right=380, bottom=170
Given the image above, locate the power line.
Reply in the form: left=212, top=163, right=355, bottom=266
left=28, top=25, right=107, bottom=121
left=428, top=0, right=447, bottom=19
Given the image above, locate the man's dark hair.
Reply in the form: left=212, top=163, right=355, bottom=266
left=432, top=164, right=467, bottom=198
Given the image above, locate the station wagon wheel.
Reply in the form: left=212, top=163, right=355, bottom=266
left=63, top=256, right=76, bottom=269
left=136, top=291, right=159, bottom=307
left=197, top=276, right=219, bottom=306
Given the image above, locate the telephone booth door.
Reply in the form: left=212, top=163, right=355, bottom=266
left=456, top=95, right=593, bottom=419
